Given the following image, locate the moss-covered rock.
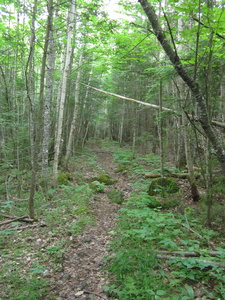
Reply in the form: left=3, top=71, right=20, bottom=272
left=95, top=173, right=116, bottom=185
left=148, top=177, right=179, bottom=196
left=57, top=172, right=72, bottom=185
left=108, top=189, right=124, bottom=204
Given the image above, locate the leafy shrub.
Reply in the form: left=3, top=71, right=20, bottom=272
left=90, top=180, right=105, bottom=192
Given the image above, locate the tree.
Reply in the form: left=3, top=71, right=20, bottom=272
left=64, top=48, right=83, bottom=165
left=138, top=0, right=225, bottom=175
left=28, top=0, right=54, bottom=218
left=52, top=0, right=76, bottom=182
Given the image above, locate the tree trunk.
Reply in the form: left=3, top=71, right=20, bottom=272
left=28, top=0, right=54, bottom=218
left=182, top=114, right=200, bottom=202
left=118, top=102, right=125, bottom=146
left=138, top=0, right=225, bottom=175
left=42, top=2, right=55, bottom=174
left=52, top=0, right=76, bottom=182
left=64, top=49, right=83, bottom=165
left=26, top=0, right=37, bottom=219
left=158, top=80, right=164, bottom=180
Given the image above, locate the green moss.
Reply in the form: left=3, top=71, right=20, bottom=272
left=148, top=177, right=179, bottom=196
left=57, top=172, right=72, bottom=186
left=115, top=165, right=127, bottom=173
left=108, top=189, right=124, bottom=204
left=95, top=173, right=116, bottom=185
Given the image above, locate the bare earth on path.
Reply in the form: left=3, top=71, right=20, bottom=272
left=47, top=146, right=132, bottom=299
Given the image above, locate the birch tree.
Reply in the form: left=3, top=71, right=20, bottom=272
left=42, top=0, right=55, bottom=174
left=52, top=0, right=76, bottom=182
left=27, top=0, right=54, bottom=218
left=64, top=49, right=83, bottom=165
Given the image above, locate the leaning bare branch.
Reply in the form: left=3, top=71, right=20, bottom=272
left=80, top=82, right=225, bottom=129
left=80, top=82, right=176, bottom=112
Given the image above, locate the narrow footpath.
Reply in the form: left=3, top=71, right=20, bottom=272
left=49, top=146, right=132, bottom=299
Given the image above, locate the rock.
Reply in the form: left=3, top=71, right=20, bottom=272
left=95, top=173, right=117, bottom=185
left=148, top=177, right=179, bottom=196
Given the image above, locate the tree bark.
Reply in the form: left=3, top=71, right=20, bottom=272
left=138, top=0, right=225, bottom=175
left=26, top=0, right=37, bottom=219
left=158, top=80, right=164, bottom=180
left=52, top=0, right=76, bottom=182
left=42, top=1, right=55, bottom=174
left=182, top=114, right=200, bottom=201
left=64, top=49, right=83, bottom=165
left=28, top=0, right=54, bottom=218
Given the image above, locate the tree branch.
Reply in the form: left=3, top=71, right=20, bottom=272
left=80, top=82, right=225, bottom=129
left=192, top=16, right=225, bottom=40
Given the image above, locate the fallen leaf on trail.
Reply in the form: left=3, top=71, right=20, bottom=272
left=75, top=290, right=84, bottom=296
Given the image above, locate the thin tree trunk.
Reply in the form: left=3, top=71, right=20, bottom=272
left=182, top=114, right=200, bottom=202
left=42, top=2, right=55, bottom=174
left=53, top=0, right=76, bottom=182
left=158, top=80, right=164, bottom=180
left=25, top=0, right=37, bottom=219
left=28, top=0, right=53, bottom=218
left=64, top=49, right=83, bottom=165
left=138, top=0, right=225, bottom=175
left=118, top=102, right=125, bottom=146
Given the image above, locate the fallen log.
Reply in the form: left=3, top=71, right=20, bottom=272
left=14, top=223, right=47, bottom=230
left=0, top=215, right=27, bottom=226
left=0, top=214, right=34, bottom=223
left=145, top=173, right=200, bottom=179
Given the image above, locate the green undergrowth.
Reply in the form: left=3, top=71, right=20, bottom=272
left=104, top=194, right=225, bottom=299
left=0, top=152, right=97, bottom=299
left=113, top=147, right=160, bottom=176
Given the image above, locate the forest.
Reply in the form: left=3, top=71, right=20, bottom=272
left=1, top=0, right=225, bottom=299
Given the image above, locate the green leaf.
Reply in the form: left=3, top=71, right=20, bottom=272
left=156, top=290, right=166, bottom=296
left=185, top=284, right=194, bottom=298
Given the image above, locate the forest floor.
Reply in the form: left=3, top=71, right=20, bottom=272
left=2, top=141, right=225, bottom=300
left=1, top=142, right=131, bottom=300
left=47, top=143, right=133, bottom=300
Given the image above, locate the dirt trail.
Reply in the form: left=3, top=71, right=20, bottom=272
left=49, top=147, right=131, bottom=299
